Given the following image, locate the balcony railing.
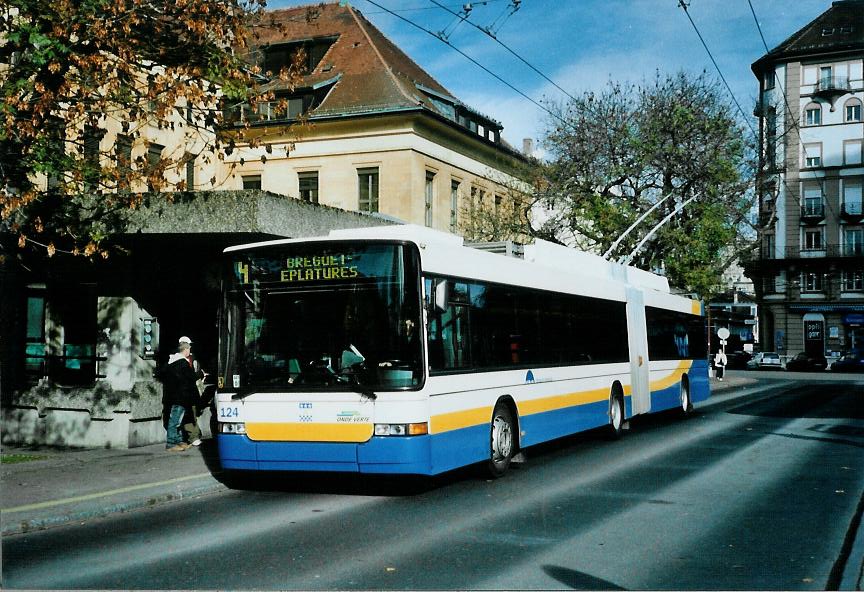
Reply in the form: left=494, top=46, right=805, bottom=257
left=800, top=203, right=825, bottom=222
left=841, top=202, right=864, bottom=222
left=779, top=244, right=864, bottom=258
left=814, top=76, right=851, bottom=94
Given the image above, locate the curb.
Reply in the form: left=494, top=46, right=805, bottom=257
left=2, top=478, right=228, bottom=536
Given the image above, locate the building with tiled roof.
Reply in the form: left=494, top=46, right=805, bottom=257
left=748, top=0, right=864, bottom=363
left=222, top=1, right=531, bottom=232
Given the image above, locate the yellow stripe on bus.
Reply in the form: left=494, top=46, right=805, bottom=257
left=517, top=387, right=609, bottom=416
left=430, top=362, right=693, bottom=434
left=430, top=406, right=493, bottom=434
left=650, top=360, right=693, bottom=391
left=246, top=422, right=373, bottom=442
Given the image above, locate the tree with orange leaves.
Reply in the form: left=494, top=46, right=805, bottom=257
left=0, top=0, right=300, bottom=258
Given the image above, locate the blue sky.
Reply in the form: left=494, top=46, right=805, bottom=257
left=267, top=0, right=832, bottom=150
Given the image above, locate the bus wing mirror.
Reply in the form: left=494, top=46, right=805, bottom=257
left=434, top=279, right=449, bottom=312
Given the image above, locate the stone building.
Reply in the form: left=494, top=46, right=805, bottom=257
left=749, top=0, right=864, bottom=362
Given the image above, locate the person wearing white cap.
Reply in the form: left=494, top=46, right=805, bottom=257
left=162, top=341, right=199, bottom=451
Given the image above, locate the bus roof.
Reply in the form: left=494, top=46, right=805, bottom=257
left=225, top=224, right=694, bottom=307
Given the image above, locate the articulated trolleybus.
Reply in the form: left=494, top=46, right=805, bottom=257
left=215, top=225, right=709, bottom=478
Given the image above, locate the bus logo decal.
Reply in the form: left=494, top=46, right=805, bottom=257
left=526, top=370, right=535, bottom=383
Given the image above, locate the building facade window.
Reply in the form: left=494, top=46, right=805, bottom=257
left=358, top=167, right=379, bottom=213
left=802, top=184, right=824, bottom=215
left=425, top=171, right=435, bottom=227
left=25, top=292, right=46, bottom=379
left=763, top=233, right=776, bottom=258
left=804, top=103, right=822, bottom=126
left=28, top=286, right=98, bottom=386
left=804, top=143, right=822, bottom=168
left=146, top=142, right=164, bottom=190
left=450, top=180, right=460, bottom=233
left=184, top=153, right=195, bottom=190
left=842, top=269, right=864, bottom=292
left=845, top=227, right=863, bottom=256
left=844, top=180, right=863, bottom=215
left=242, top=174, right=262, bottom=190
left=844, top=140, right=863, bottom=166
left=298, top=171, right=318, bottom=203
left=471, top=186, right=485, bottom=211
left=45, top=118, right=64, bottom=191
left=801, top=271, right=824, bottom=293
left=83, top=126, right=103, bottom=191
left=765, top=107, right=777, bottom=166
left=803, top=228, right=824, bottom=251
left=845, top=99, right=862, bottom=122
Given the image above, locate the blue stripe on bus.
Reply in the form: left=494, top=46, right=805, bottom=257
left=650, top=383, right=681, bottom=412
left=690, top=360, right=711, bottom=403
left=520, top=398, right=610, bottom=448
left=218, top=434, right=435, bottom=474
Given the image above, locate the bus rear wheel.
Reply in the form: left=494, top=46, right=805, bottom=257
left=608, top=389, right=625, bottom=439
left=679, top=379, right=693, bottom=416
left=486, top=402, right=516, bottom=478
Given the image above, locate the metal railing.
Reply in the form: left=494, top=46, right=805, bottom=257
left=780, top=244, right=864, bottom=258
left=814, top=76, right=851, bottom=93
left=800, top=203, right=825, bottom=218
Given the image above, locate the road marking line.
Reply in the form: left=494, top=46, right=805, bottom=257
left=2, top=472, right=216, bottom=514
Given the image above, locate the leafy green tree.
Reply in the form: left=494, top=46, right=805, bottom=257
left=535, top=71, right=755, bottom=299
left=0, top=0, right=299, bottom=257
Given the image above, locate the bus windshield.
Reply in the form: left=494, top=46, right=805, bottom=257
left=220, top=242, right=423, bottom=393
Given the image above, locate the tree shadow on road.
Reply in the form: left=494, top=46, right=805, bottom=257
left=543, top=565, right=626, bottom=590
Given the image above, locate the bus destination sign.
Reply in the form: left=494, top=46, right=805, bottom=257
left=281, top=254, right=358, bottom=282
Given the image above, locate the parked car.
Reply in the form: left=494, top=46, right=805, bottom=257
left=746, top=351, right=783, bottom=370
left=831, top=351, right=864, bottom=373
left=785, top=352, right=828, bottom=372
left=725, top=351, right=753, bottom=369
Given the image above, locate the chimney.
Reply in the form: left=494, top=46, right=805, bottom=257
left=522, top=138, right=534, bottom=155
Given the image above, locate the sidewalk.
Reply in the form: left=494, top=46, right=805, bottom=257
left=1, top=438, right=228, bottom=536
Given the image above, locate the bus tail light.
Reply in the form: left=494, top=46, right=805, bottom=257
left=374, top=422, right=428, bottom=437
left=219, top=422, right=247, bottom=435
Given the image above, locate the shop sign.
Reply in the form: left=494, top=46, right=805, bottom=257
left=843, top=313, right=864, bottom=326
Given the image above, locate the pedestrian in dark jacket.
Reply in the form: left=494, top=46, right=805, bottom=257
left=162, top=342, right=201, bottom=451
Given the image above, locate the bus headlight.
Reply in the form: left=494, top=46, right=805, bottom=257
left=374, top=422, right=428, bottom=436
left=219, top=422, right=247, bottom=435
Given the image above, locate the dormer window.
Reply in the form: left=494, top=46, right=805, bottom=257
left=263, top=36, right=336, bottom=76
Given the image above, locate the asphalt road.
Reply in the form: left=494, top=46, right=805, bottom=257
left=3, top=377, right=863, bottom=590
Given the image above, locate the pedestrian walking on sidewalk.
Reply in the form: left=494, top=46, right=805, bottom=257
left=177, top=336, right=206, bottom=447
left=162, top=340, right=202, bottom=451
left=714, top=350, right=727, bottom=381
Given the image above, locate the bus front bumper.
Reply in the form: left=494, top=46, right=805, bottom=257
left=217, top=433, right=433, bottom=475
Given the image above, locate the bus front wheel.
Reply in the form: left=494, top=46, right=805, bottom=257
left=486, top=402, right=516, bottom=478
